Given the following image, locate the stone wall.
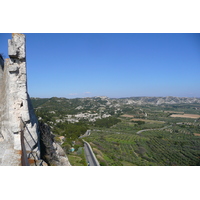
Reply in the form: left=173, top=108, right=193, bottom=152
left=0, top=55, right=4, bottom=140
left=0, top=34, right=40, bottom=164
left=0, top=33, right=71, bottom=166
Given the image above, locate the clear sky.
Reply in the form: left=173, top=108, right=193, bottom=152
left=1, top=33, right=200, bottom=98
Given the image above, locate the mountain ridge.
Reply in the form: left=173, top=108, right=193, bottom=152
left=31, top=96, right=200, bottom=106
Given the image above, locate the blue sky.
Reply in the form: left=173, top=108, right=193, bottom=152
left=1, top=33, right=200, bottom=98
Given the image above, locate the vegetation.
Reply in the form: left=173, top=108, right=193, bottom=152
left=31, top=97, right=200, bottom=166
left=85, top=127, right=200, bottom=166
left=94, top=117, right=121, bottom=128
left=67, top=147, right=87, bottom=166
left=53, top=121, right=88, bottom=140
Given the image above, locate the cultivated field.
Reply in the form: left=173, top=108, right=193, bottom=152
left=130, top=118, right=165, bottom=124
left=170, top=114, right=200, bottom=119
left=164, top=111, right=184, bottom=114
left=85, top=104, right=200, bottom=166
left=31, top=97, right=200, bottom=166
left=121, top=114, right=135, bottom=118
left=121, top=114, right=165, bottom=124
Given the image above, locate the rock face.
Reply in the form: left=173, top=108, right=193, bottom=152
left=0, top=33, right=41, bottom=165
left=39, top=122, right=71, bottom=166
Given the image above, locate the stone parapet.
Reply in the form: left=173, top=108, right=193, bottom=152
left=8, top=33, right=26, bottom=59
left=0, top=33, right=41, bottom=165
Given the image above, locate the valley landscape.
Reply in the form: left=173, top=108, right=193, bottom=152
left=1, top=4, right=199, bottom=200
left=1, top=33, right=200, bottom=168
left=31, top=96, right=200, bottom=166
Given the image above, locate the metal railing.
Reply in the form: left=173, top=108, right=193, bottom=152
left=20, top=126, right=30, bottom=166
left=20, top=118, right=30, bottom=166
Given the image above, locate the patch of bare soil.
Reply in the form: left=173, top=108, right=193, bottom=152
left=121, top=114, right=134, bottom=118
left=170, top=114, right=200, bottom=119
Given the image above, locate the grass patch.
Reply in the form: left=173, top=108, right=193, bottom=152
left=68, top=155, right=84, bottom=166
left=122, top=161, right=137, bottom=166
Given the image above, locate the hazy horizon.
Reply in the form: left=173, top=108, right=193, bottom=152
left=30, top=95, right=200, bottom=99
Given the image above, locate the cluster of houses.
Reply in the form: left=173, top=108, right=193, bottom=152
left=55, top=112, right=112, bottom=124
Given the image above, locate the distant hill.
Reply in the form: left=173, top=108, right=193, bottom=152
left=117, top=96, right=200, bottom=105
left=31, top=96, right=200, bottom=108
left=30, top=96, right=200, bottom=118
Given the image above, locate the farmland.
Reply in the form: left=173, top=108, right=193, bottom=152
left=170, top=114, right=200, bottom=119
left=85, top=118, right=200, bottom=166
left=84, top=103, right=200, bottom=166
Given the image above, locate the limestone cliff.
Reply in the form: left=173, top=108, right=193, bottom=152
left=0, top=33, right=70, bottom=166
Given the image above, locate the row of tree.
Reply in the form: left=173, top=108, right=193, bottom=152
left=93, top=117, right=121, bottom=128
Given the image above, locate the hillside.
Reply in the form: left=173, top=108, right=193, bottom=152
left=31, top=96, right=200, bottom=108
left=31, top=96, right=200, bottom=116
left=31, top=96, right=200, bottom=125
left=118, top=96, right=200, bottom=105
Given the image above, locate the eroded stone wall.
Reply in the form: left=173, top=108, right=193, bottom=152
left=0, top=34, right=40, bottom=163
left=0, top=33, right=70, bottom=166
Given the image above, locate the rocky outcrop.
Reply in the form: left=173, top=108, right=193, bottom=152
left=120, top=96, right=200, bottom=105
left=39, top=122, right=71, bottom=166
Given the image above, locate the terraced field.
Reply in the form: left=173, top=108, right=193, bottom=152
left=85, top=127, right=200, bottom=166
left=85, top=105, right=200, bottom=166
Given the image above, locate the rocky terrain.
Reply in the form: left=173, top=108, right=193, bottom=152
left=117, top=96, right=200, bottom=105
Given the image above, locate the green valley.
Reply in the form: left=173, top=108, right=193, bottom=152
left=31, top=96, right=200, bottom=166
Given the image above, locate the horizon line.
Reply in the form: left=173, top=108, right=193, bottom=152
left=30, top=95, right=200, bottom=99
